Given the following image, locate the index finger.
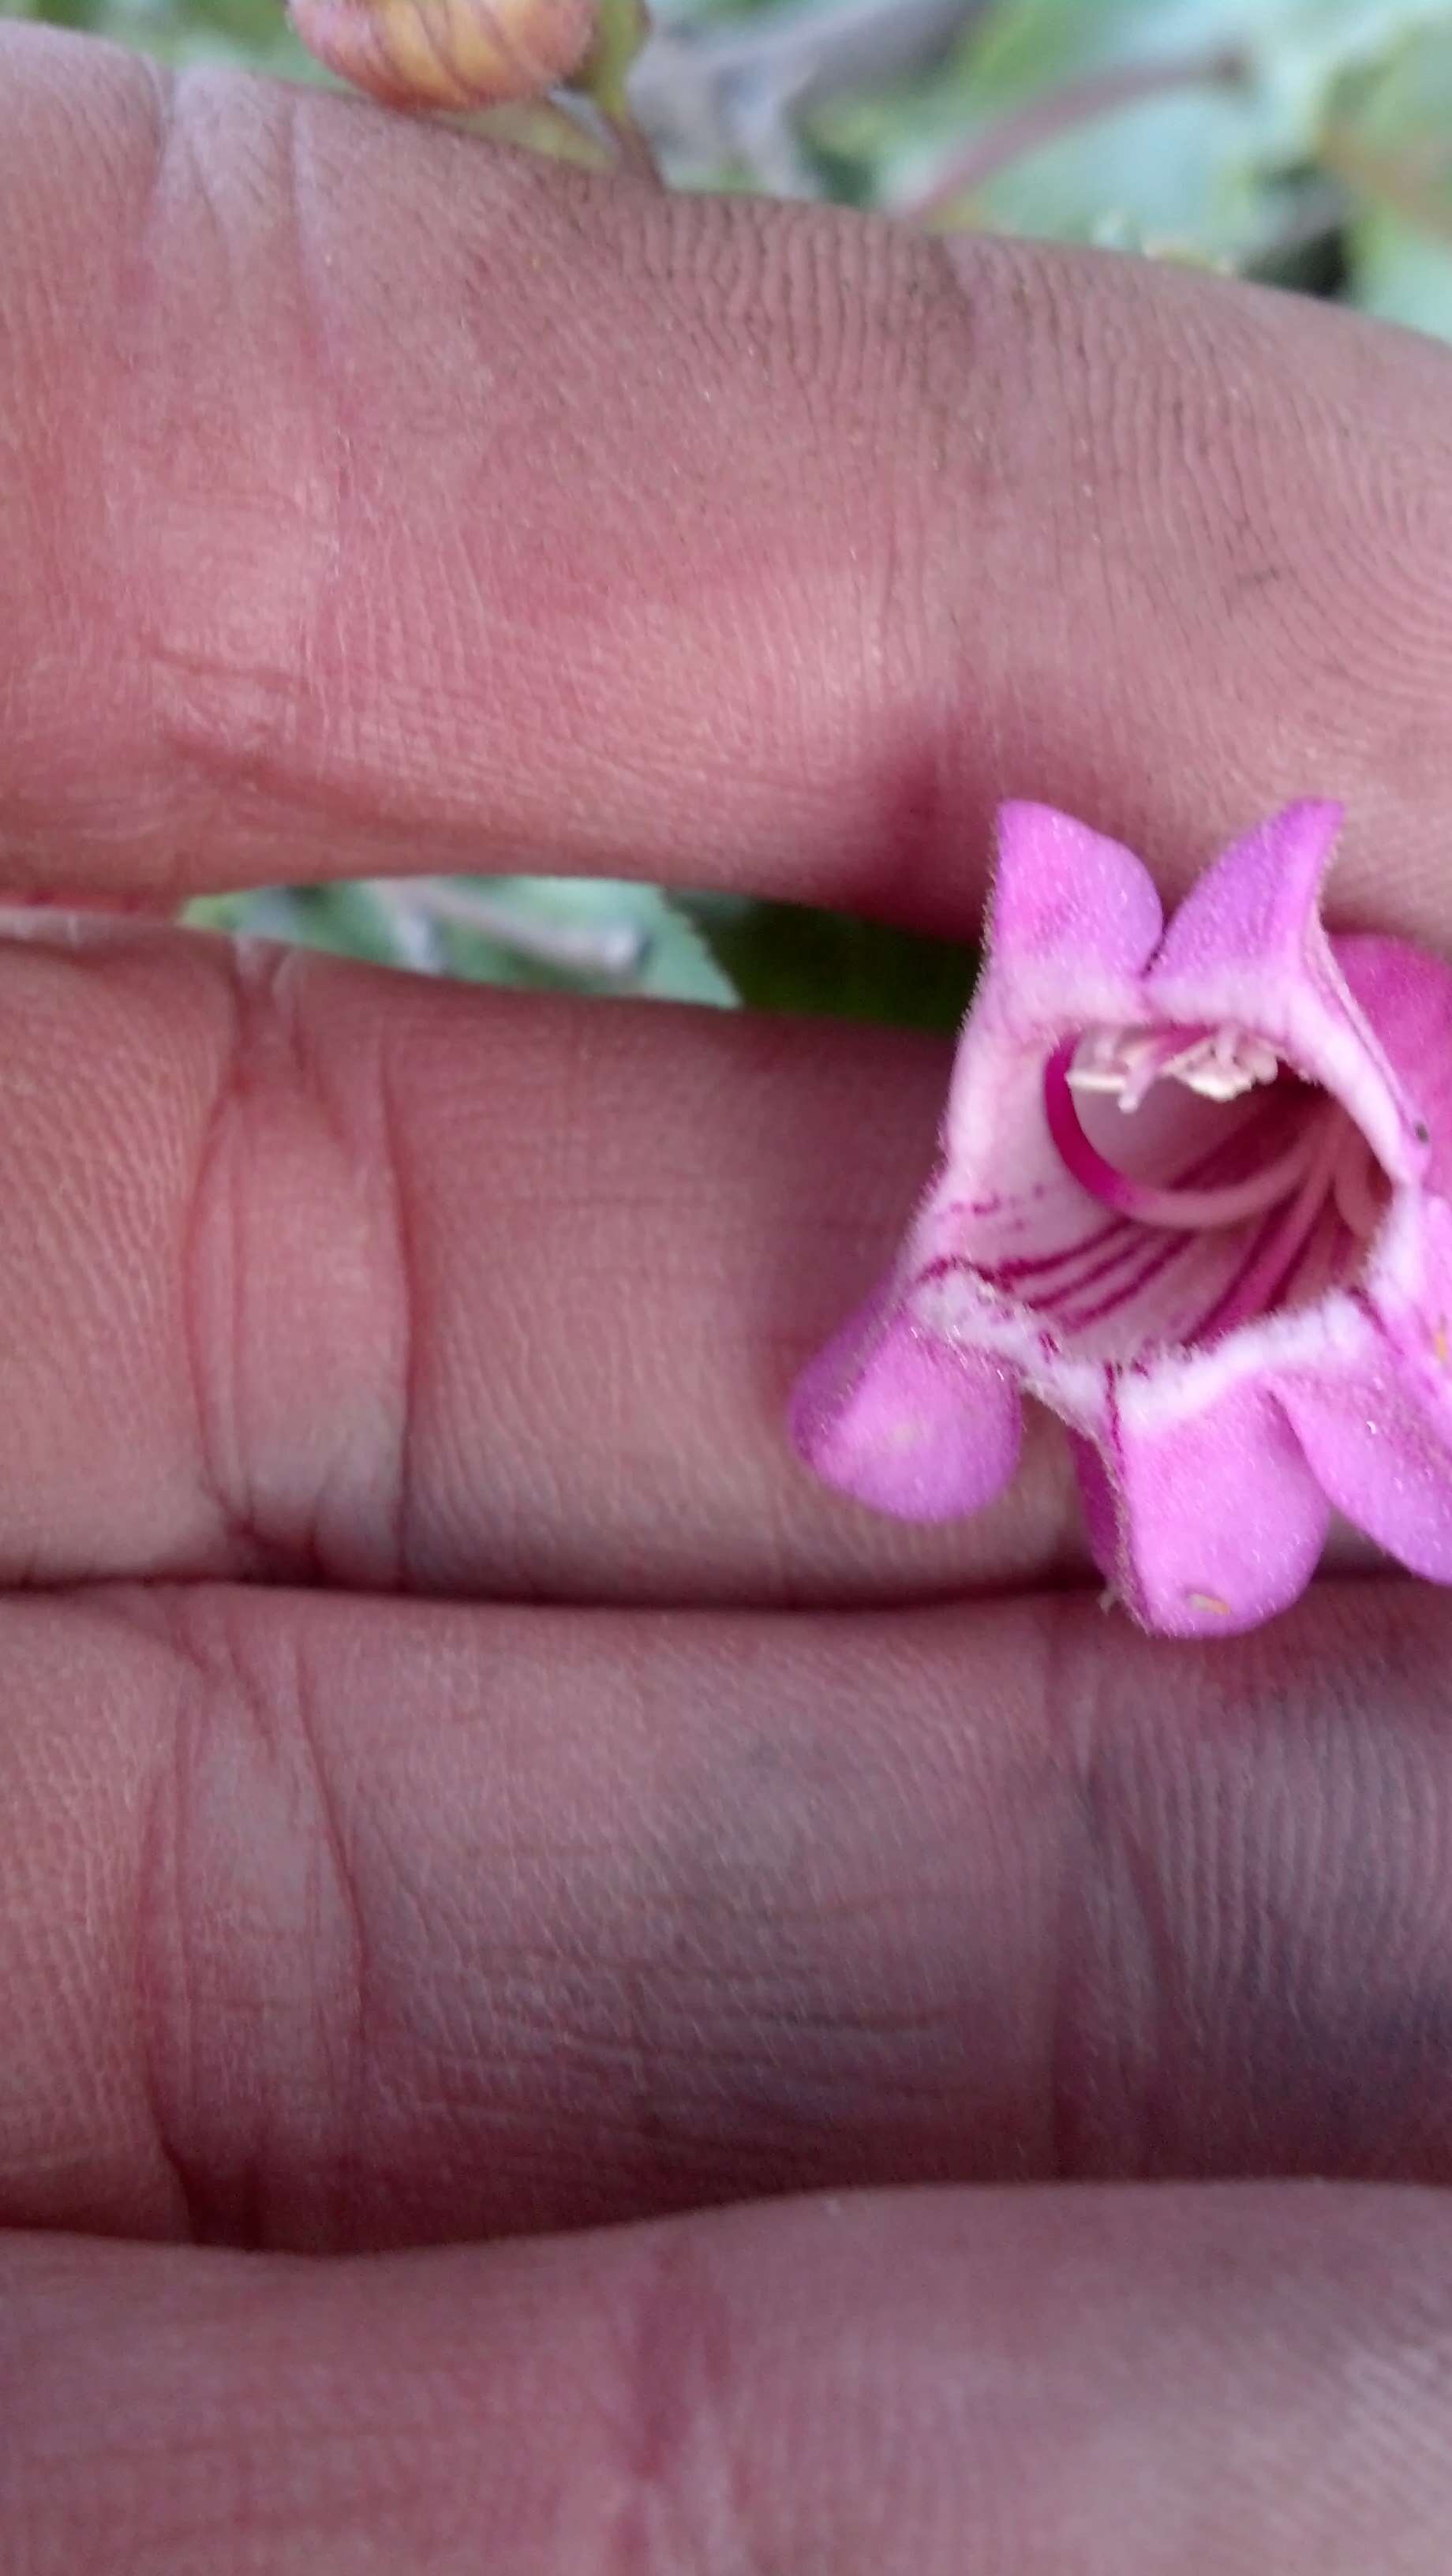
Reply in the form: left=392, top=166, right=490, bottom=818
left=5, top=26, right=1452, bottom=936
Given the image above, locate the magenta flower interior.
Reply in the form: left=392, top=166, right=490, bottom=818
left=956, top=1019, right=1387, bottom=1362
left=790, top=800, right=1452, bottom=1638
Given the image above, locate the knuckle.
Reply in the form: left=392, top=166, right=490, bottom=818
left=182, top=938, right=410, bottom=1582
left=123, top=76, right=345, bottom=822
left=594, top=2224, right=761, bottom=2576
left=133, top=1586, right=369, bottom=2248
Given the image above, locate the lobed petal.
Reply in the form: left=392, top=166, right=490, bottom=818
left=971, top=802, right=1163, bottom=1043
left=1279, top=1335, right=1452, bottom=1583
left=1075, top=1372, right=1330, bottom=1638
left=1338, top=934, right=1452, bottom=1197
left=1272, top=1193, right=1452, bottom=1582
left=788, top=1297, right=1022, bottom=1522
left=1147, top=799, right=1341, bottom=995
left=1147, top=803, right=1420, bottom=1179
left=936, top=808, right=1164, bottom=1260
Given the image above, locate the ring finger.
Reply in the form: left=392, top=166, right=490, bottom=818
left=4, top=1571, right=1450, bottom=2248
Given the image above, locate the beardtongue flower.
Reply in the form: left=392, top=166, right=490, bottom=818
left=791, top=800, right=1452, bottom=1638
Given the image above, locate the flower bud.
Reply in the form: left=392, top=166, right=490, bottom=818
left=289, top=0, right=598, bottom=111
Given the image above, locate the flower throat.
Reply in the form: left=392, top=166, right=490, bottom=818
left=1042, top=1019, right=1390, bottom=1341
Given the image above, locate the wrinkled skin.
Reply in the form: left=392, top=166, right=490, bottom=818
left=8, top=28, right=1452, bottom=2569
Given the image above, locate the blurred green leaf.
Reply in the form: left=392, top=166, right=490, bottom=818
left=1349, top=201, right=1452, bottom=334
left=690, top=897, right=976, bottom=1032
left=810, top=7, right=1268, bottom=256
left=43, top=0, right=326, bottom=73
left=461, top=877, right=739, bottom=1003
left=1321, top=17, right=1452, bottom=244
left=185, top=884, right=403, bottom=964
left=186, top=878, right=742, bottom=1004
left=813, top=0, right=1439, bottom=262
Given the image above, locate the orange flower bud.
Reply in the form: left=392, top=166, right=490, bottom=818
left=289, top=0, right=598, bottom=110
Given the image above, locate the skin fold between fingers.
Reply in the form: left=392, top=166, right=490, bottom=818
left=6, top=2185, right=1452, bottom=2573
left=3, top=1575, right=1452, bottom=2250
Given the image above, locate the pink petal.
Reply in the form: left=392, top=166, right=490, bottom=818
left=788, top=1301, right=1022, bottom=1522
left=1337, top=934, right=1452, bottom=1196
left=975, top=803, right=1163, bottom=1036
left=1147, top=803, right=1419, bottom=1177
left=1076, top=1377, right=1330, bottom=1636
left=1147, top=799, right=1342, bottom=991
left=941, top=805, right=1163, bottom=1200
left=1279, top=1334, right=1452, bottom=1582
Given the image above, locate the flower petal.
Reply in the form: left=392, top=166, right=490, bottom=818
left=1271, top=1185, right=1452, bottom=1578
left=974, top=802, right=1164, bottom=1040
left=788, top=1299, right=1022, bottom=1522
left=936, top=806, right=1163, bottom=1232
left=1147, top=803, right=1420, bottom=1179
left=1147, top=799, right=1341, bottom=992
left=1337, top=934, right=1452, bottom=1196
left=1076, top=1376, right=1330, bottom=1637
left=1280, top=1365, right=1452, bottom=1580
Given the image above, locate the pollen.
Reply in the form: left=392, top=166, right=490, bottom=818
left=1068, top=1021, right=1279, bottom=1114
left=1185, top=1590, right=1232, bottom=1617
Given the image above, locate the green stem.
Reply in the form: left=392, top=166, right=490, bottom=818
left=904, top=43, right=1252, bottom=225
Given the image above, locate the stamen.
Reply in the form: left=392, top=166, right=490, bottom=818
left=1044, top=1039, right=1328, bottom=1232
left=1066, top=1021, right=1279, bottom=1113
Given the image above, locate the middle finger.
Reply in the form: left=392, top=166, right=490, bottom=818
left=0, top=913, right=1079, bottom=1601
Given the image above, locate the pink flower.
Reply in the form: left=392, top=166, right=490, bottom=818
left=791, top=801, right=1452, bottom=1637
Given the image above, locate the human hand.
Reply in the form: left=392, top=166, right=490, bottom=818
left=6, top=25, right=1452, bottom=2567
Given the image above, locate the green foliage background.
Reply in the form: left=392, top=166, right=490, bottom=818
left=9, top=0, right=1452, bottom=1026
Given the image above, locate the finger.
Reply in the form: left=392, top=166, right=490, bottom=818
left=0, top=915, right=1080, bottom=1598
left=6, top=32, right=1452, bottom=939
left=5, top=1574, right=1452, bottom=2251
left=6, top=2185, right=1452, bottom=2574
